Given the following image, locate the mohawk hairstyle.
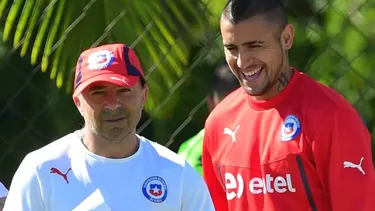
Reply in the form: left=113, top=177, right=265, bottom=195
left=222, top=0, right=287, bottom=30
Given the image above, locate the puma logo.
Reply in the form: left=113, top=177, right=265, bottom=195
left=343, top=157, right=365, bottom=175
left=110, top=76, right=130, bottom=86
left=50, top=167, right=72, bottom=183
left=223, top=125, right=240, bottom=142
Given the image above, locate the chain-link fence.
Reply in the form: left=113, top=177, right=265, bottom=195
left=1, top=0, right=375, bottom=188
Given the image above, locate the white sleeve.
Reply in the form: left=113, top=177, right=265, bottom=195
left=181, top=162, right=215, bottom=211
left=3, top=154, right=45, bottom=211
left=0, top=182, right=8, bottom=198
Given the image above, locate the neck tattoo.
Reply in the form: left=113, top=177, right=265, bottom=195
left=276, top=67, right=293, bottom=93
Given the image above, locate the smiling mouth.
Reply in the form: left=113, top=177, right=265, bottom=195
left=241, top=66, right=263, bottom=81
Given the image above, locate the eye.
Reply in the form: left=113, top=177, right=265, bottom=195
left=119, top=88, right=130, bottom=92
left=91, top=90, right=106, bottom=96
left=225, top=47, right=238, bottom=57
left=118, top=88, right=132, bottom=95
left=226, top=46, right=237, bottom=52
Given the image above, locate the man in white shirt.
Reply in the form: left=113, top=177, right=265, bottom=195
left=4, top=43, right=214, bottom=211
left=0, top=182, right=7, bottom=210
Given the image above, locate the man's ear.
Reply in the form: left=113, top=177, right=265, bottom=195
left=142, top=87, right=149, bottom=109
left=280, top=24, right=295, bottom=50
left=73, top=95, right=84, bottom=115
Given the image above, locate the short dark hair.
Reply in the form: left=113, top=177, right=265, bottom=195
left=222, top=0, right=287, bottom=30
left=211, top=61, right=240, bottom=100
left=140, top=76, right=146, bottom=87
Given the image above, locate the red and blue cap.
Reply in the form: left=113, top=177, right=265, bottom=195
left=73, top=43, right=145, bottom=97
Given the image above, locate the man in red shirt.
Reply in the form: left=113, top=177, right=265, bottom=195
left=202, top=0, right=375, bottom=210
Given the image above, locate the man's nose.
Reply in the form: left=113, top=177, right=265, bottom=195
left=103, top=94, right=121, bottom=110
left=236, top=53, right=252, bottom=70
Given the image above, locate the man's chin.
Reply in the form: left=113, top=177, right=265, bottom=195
left=243, top=87, right=266, bottom=97
left=102, top=127, right=133, bottom=143
left=242, top=81, right=273, bottom=98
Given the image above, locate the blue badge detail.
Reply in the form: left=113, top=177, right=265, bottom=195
left=142, top=176, right=168, bottom=203
left=87, top=50, right=114, bottom=70
left=280, top=115, right=301, bottom=141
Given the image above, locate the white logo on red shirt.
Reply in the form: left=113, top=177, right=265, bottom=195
left=225, top=173, right=296, bottom=200
left=343, top=157, right=365, bottom=175
left=223, top=125, right=240, bottom=142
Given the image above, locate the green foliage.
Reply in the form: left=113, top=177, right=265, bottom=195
left=0, top=0, right=213, bottom=119
left=300, top=0, right=375, bottom=132
left=289, top=0, right=375, bottom=156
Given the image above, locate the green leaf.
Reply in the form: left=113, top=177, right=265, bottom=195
left=3, top=0, right=26, bottom=42
left=20, top=0, right=47, bottom=57
left=13, top=0, right=35, bottom=47
left=42, top=0, right=67, bottom=72
left=31, top=0, right=58, bottom=64
left=0, top=0, right=10, bottom=20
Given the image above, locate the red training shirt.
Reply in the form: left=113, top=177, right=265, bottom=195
left=202, top=69, right=375, bottom=211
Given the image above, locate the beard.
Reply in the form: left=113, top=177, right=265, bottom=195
left=90, top=126, right=132, bottom=144
left=89, top=107, right=134, bottom=144
left=249, top=40, right=287, bottom=97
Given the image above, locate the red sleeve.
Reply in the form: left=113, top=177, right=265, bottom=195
left=313, top=106, right=375, bottom=211
left=202, top=125, right=228, bottom=211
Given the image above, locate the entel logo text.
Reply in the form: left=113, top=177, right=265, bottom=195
left=225, top=173, right=296, bottom=200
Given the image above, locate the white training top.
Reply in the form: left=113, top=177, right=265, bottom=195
left=3, top=131, right=214, bottom=211
left=0, top=182, right=7, bottom=198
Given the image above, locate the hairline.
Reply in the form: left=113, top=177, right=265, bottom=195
left=221, top=4, right=287, bottom=33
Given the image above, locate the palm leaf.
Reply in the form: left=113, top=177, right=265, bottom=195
left=0, top=0, right=213, bottom=118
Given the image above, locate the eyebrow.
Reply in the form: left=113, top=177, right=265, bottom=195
left=224, top=40, right=265, bottom=47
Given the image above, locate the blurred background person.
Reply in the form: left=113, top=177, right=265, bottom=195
left=178, top=61, right=240, bottom=175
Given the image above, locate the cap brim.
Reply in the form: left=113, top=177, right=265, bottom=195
left=73, top=73, right=139, bottom=97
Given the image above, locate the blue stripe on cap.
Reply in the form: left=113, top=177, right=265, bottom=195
left=74, top=57, right=83, bottom=89
left=124, top=45, right=142, bottom=77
